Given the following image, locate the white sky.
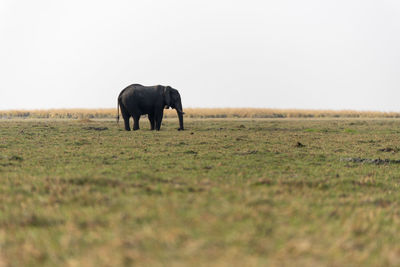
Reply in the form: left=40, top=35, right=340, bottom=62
left=1, top=0, right=400, bottom=111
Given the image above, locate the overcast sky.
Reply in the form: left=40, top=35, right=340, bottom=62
left=1, top=0, right=400, bottom=111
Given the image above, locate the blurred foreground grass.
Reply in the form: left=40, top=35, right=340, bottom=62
left=1, top=118, right=400, bottom=266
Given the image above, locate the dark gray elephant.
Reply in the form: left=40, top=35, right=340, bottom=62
left=117, top=84, right=184, bottom=131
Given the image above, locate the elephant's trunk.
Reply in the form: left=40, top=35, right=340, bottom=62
left=177, top=111, right=184, bottom=130
left=176, top=101, right=184, bottom=131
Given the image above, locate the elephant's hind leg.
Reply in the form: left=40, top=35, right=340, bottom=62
left=120, top=105, right=131, bottom=131
left=123, top=119, right=131, bottom=131
left=133, top=115, right=140, bottom=131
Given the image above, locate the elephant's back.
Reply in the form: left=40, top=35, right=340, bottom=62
left=119, top=84, right=142, bottom=99
left=120, top=84, right=158, bottom=93
left=119, top=84, right=159, bottom=103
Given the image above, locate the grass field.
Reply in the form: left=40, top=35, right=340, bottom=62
left=2, top=108, right=400, bottom=119
left=2, top=117, right=400, bottom=266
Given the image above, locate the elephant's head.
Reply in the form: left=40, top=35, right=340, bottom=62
left=164, top=86, right=184, bottom=130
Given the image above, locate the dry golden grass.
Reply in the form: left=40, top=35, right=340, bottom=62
left=174, top=108, right=400, bottom=119
left=1, top=108, right=400, bottom=119
left=0, top=109, right=114, bottom=119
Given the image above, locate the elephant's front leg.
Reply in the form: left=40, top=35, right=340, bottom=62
left=155, top=111, right=164, bottom=131
left=133, top=115, right=140, bottom=131
left=148, top=114, right=155, bottom=130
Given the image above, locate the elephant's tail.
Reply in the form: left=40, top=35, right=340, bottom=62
left=117, top=99, right=120, bottom=124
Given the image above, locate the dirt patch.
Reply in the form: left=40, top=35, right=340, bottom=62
left=253, top=178, right=273, bottom=186
left=184, top=150, right=198, bottom=155
left=236, top=150, right=258, bottom=155
left=82, top=127, right=108, bottom=131
left=9, top=155, right=23, bottom=161
left=378, top=147, right=399, bottom=153
left=59, top=177, right=143, bottom=189
left=295, top=142, right=305, bottom=148
left=341, top=157, right=400, bottom=165
left=78, top=118, right=94, bottom=123
left=0, top=214, right=64, bottom=228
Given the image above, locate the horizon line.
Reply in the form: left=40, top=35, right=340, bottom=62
left=1, top=107, right=400, bottom=113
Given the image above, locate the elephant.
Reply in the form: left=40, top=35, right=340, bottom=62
left=117, top=84, right=184, bottom=131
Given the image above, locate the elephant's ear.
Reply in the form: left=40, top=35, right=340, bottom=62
left=164, top=86, right=171, bottom=108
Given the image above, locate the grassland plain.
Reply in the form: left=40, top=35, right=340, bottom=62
left=1, top=118, right=400, bottom=266
left=2, top=108, right=400, bottom=119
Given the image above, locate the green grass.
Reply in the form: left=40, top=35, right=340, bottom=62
left=2, top=118, right=400, bottom=266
